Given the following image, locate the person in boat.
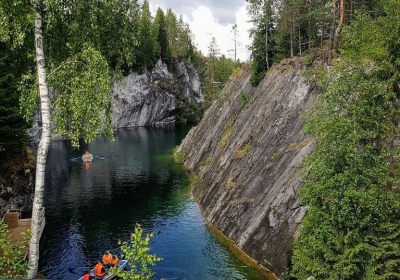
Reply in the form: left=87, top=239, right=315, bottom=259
left=110, top=254, right=119, bottom=267
left=102, top=250, right=112, bottom=267
left=84, top=151, right=91, bottom=161
left=82, top=270, right=93, bottom=280
left=94, top=261, right=106, bottom=278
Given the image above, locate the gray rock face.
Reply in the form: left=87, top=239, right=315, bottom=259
left=112, top=59, right=203, bottom=128
left=176, top=61, right=203, bottom=104
left=0, top=164, right=34, bottom=215
left=29, top=59, right=203, bottom=140
left=112, top=67, right=176, bottom=127
left=178, top=57, right=319, bottom=277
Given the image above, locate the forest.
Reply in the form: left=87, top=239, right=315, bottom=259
left=1, top=0, right=400, bottom=279
left=0, top=0, right=239, bottom=155
left=246, top=0, right=400, bottom=279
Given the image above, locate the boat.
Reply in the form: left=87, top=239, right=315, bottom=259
left=82, top=152, right=93, bottom=162
left=78, top=259, right=128, bottom=280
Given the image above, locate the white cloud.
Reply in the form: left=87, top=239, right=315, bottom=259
left=147, top=1, right=252, bottom=62
left=183, top=4, right=252, bottom=62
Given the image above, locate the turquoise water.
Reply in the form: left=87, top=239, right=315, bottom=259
left=38, top=124, right=271, bottom=280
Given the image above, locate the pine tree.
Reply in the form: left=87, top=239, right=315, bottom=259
left=165, top=9, right=178, bottom=61
left=0, top=43, right=30, bottom=164
left=153, top=8, right=172, bottom=69
left=247, top=0, right=275, bottom=86
left=137, top=0, right=156, bottom=71
left=202, top=37, right=219, bottom=109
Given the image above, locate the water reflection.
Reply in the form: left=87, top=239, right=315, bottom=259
left=38, top=124, right=272, bottom=280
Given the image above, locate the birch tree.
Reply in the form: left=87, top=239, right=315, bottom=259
left=27, top=1, right=51, bottom=277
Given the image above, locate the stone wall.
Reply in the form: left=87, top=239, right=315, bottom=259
left=178, top=57, right=319, bottom=277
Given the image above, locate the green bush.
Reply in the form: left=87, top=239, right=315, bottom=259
left=112, top=224, right=162, bottom=280
left=172, top=146, right=186, bottom=164
left=0, top=220, right=31, bottom=278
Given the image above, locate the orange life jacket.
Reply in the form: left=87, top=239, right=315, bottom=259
left=85, top=152, right=90, bottom=160
left=83, top=272, right=91, bottom=280
left=94, top=262, right=105, bottom=277
left=110, top=255, right=119, bottom=267
left=102, top=253, right=112, bottom=264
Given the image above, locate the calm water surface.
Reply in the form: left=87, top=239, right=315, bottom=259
left=38, top=124, right=272, bottom=280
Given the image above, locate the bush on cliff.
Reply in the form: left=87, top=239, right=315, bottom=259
left=292, top=3, right=400, bottom=279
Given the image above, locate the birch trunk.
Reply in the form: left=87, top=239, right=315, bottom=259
left=27, top=0, right=51, bottom=278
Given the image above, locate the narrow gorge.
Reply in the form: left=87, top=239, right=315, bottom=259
left=2, top=56, right=319, bottom=278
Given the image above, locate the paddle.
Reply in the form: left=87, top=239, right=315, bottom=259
left=69, top=155, right=105, bottom=161
left=94, top=155, right=106, bottom=160
left=68, top=266, right=92, bottom=275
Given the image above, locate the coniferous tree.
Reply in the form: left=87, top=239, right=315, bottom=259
left=270, top=0, right=304, bottom=61
left=176, top=16, right=197, bottom=63
left=203, top=37, right=220, bottom=108
left=215, top=54, right=237, bottom=84
left=137, top=0, right=156, bottom=71
left=0, top=44, right=30, bottom=163
left=153, top=8, right=172, bottom=69
left=229, top=24, right=239, bottom=62
left=165, top=9, right=178, bottom=61
left=250, top=23, right=268, bottom=86
left=247, top=0, right=275, bottom=86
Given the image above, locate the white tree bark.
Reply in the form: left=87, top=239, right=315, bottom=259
left=27, top=0, right=51, bottom=278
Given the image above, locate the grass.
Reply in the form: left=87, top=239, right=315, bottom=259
left=236, top=143, right=250, bottom=159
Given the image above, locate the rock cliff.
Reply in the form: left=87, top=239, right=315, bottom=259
left=112, top=59, right=202, bottom=128
left=178, top=57, right=319, bottom=277
left=0, top=148, right=35, bottom=216
left=29, top=59, right=203, bottom=141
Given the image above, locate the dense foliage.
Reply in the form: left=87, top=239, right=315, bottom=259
left=0, top=43, right=31, bottom=164
left=112, top=224, right=162, bottom=280
left=0, top=221, right=31, bottom=278
left=247, top=0, right=275, bottom=86
left=290, top=0, right=400, bottom=279
left=246, top=0, right=386, bottom=86
left=0, top=0, right=33, bottom=168
left=202, top=37, right=240, bottom=109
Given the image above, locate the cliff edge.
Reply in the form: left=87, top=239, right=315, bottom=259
left=178, top=57, right=319, bottom=276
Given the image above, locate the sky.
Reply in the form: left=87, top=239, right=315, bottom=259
left=142, top=0, right=253, bottom=62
